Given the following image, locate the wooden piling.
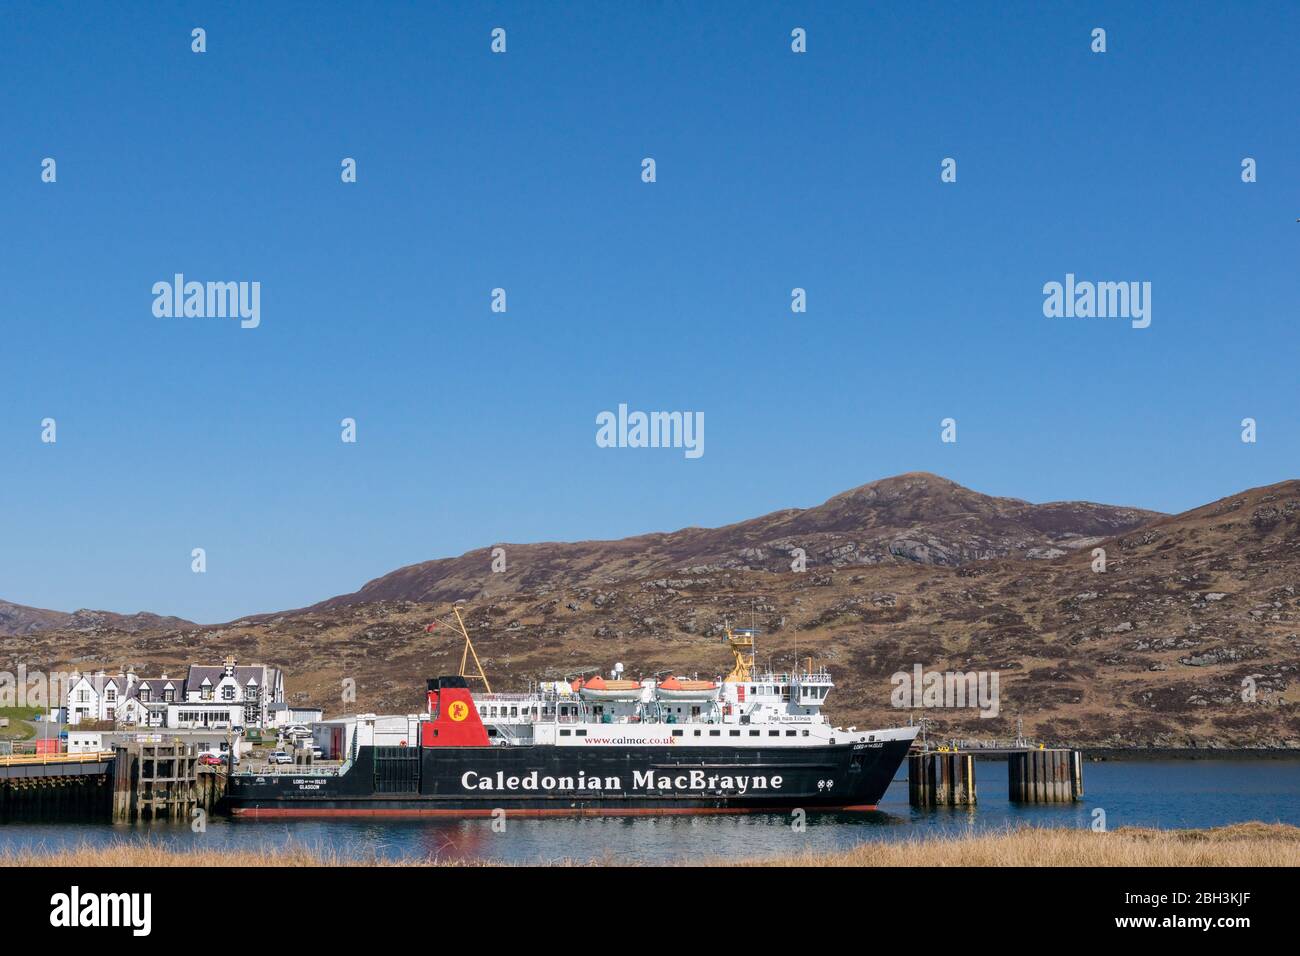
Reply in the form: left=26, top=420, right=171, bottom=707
left=112, top=742, right=206, bottom=822
left=908, top=751, right=977, bottom=807
left=1008, top=748, right=1084, bottom=802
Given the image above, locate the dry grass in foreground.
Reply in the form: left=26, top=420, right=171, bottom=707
left=3, top=822, right=1297, bottom=867
left=744, top=822, right=1300, bottom=867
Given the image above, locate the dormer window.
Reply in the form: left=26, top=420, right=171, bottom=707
left=164, top=689, right=174, bottom=702
left=139, top=687, right=151, bottom=703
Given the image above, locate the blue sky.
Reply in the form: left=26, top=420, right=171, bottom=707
left=2, top=2, right=1297, bottom=622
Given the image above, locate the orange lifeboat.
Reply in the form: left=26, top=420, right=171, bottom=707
left=657, top=675, right=721, bottom=702
left=576, top=674, right=643, bottom=701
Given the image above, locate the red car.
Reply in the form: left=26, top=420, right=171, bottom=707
left=199, top=753, right=223, bottom=766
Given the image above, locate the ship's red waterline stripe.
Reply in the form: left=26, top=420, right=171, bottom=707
left=229, top=805, right=878, bottom=819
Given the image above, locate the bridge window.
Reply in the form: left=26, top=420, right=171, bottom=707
left=559, top=729, right=571, bottom=737
left=729, top=730, right=740, bottom=737
left=708, top=730, right=720, bottom=737
left=672, top=729, right=683, bottom=737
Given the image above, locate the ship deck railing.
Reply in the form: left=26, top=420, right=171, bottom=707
left=488, top=715, right=728, bottom=728
left=753, top=670, right=833, bottom=684
left=233, top=760, right=351, bottom=778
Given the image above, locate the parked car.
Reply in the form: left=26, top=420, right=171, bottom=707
left=284, top=725, right=312, bottom=739
left=198, top=753, right=222, bottom=766
left=269, top=750, right=292, bottom=764
left=311, top=746, right=323, bottom=759
left=218, top=752, right=239, bottom=766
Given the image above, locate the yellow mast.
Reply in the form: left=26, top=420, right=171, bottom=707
left=429, top=606, right=493, bottom=694
left=723, top=625, right=756, bottom=683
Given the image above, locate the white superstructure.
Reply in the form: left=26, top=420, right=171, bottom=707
left=470, top=627, right=912, bottom=750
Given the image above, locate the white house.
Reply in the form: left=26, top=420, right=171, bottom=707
left=166, top=702, right=245, bottom=730
left=65, top=657, right=286, bottom=729
left=66, top=674, right=142, bottom=726
left=67, top=730, right=104, bottom=754
left=180, top=659, right=285, bottom=727
left=269, top=703, right=324, bottom=728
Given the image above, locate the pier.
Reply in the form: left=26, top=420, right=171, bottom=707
left=907, top=743, right=1084, bottom=808
left=1008, top=748, right=1085, bottom=804
left=0, top=751, right=115, bottom=819
left=0, top=744, right=226, bottom=822
left=908, top=751, right=977, bottom=806
left=110, top=742, right=225, bottom=822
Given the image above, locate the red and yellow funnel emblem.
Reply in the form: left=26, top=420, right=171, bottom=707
left=448, top=700, right=470, bottom=722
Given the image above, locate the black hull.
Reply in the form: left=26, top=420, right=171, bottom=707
left=225, top=739, right=911, bottom=818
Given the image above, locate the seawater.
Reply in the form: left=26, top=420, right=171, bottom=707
left=2, top=759, right=1297, bottom=864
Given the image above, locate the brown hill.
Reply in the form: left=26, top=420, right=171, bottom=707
left=0, top=600, right=70, bottom=637
left=312, top=472, right=1159, bottom=609
left=5, top=475, right=1296, bottom=749
left=0, top=601, right=194, bottom=639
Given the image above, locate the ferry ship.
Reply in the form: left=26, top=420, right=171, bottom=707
left=225, top=613, right=917, bottom=818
